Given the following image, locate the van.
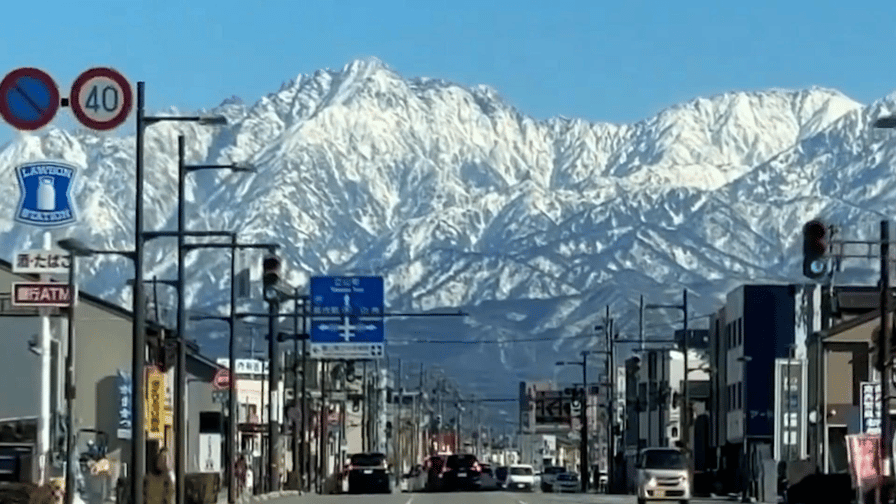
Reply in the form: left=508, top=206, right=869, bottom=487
left=635, top=447, right=690, bottom=504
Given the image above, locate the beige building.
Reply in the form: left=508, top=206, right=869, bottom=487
left=0, top=258, right=225, bottom=492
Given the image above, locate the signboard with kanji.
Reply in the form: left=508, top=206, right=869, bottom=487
left=861, top=381, right=882, bottom=435
left=774, top=359, right=807, bottom=460
left=12, top=249, right=71, bottom=274
left=11, top=282, right=72, bottom=307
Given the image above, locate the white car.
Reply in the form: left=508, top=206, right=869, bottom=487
left=506, top=464, right=536, bottom=492
left=636, top=447, right=691, bottom=504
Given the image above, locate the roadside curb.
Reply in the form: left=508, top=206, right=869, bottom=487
left=220, top=490, right=303, bottom=503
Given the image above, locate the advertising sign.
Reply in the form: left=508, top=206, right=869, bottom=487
left=861, top=382, right=882, bottom=435
left=199, top=433, right=222, bottom=473
left=145, top=367, right=165, bottom=441
left=13, top=249, right=71, bottom=274
left=116, top=370, right=132, bottom=440
left=774, top=359, right=807, bottom=460
left=11, top=282, right=73, bottom=307
left=846, top=434, right=883, bottom=490
left=15, top=161, right=78, bottom=228
left=215, top=358, right=268, bottom=375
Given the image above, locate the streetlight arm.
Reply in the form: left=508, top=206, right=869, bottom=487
left=143, top=114, right=227, bottom=126
left=184, top=164, right=256, bottom=173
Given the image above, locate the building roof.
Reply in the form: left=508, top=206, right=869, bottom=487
left=0, top=257, right=223, bottom=380
left=817, top=300, right=893, bottom=341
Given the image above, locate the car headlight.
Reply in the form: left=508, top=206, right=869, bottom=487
left=647, top=477, right=657, bottom=487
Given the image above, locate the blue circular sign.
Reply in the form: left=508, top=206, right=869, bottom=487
left=0, top=68, right=60, bottom=131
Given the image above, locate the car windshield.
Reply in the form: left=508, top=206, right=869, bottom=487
left=643, top=450, right=687, bottom=469
left=510, top=466, right=533, bottom=475
left=351, top=453, right=386, bottom=467
left=544, top=466, right=565, bottom=474
left=557, top=473, right=578, bottom=481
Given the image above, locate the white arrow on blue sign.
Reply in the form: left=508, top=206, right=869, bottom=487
left=310, top=276, right=385, bottom=359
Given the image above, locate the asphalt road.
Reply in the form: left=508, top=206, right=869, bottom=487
left=260, top=491, right=736, bottom=504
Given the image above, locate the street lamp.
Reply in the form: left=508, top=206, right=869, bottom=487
left=132, top=81, right=229, bottom=504
left=57, top=239, right=136, bottom=504
left=738, top=355, right=752, bottom=503
left=556, top=353, right=594, bottom=493
left=645, top=289, right=690, bottom=461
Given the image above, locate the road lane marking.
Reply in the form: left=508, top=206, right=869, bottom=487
left=405, top=496, right=414, bottom=504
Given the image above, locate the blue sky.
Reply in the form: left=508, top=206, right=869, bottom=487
left=1, top=0, right=895, bottom=139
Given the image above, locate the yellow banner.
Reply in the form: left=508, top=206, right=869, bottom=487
left=145, top=367, right=165, bottom=441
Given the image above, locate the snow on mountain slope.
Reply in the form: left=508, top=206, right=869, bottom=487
left=0, top=57, right=888, bottom=407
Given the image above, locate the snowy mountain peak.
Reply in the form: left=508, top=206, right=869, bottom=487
left=1, top=59, right=895, bottom=399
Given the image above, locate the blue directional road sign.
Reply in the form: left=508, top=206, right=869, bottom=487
left=310, top=276, right=384, bottom=360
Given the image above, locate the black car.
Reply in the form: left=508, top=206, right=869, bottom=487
left=347, top=452, right=391, bottom=494
left=424, top=455, right=448, bottom=492
left=443, top=454, right=482, bottom=491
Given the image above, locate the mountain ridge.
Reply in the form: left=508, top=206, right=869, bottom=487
left=0, top=58, right=893, bottom=406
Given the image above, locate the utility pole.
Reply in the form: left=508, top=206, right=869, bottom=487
left=581, top=352, right=589, bottom=493
left=396, top=358, right=402, bottom=479
left=683, top=289, right=690, bottom=460
left=881, top=220, right=892, bottom=504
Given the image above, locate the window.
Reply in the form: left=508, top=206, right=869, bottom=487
left=737, top=382, right=742, bottom=409
left=738, top=318, right=744, bottom=346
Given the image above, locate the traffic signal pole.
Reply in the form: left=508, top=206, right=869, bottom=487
left=880, top=220, right=892, bottom=504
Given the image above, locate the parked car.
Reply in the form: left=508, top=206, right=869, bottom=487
left=347, top=452, right=391, bottom=494
left=551, top=471, right=580, bottom=492
left=423, top=454, right=449, bottom=492
left=443, top=454, right=482, bottom=491
left=540, top=465, right=566, bottom=492
left=494, top=466, right=509, bottom=489
left=635, top=447, right=690, bottom=504
left=506, top=464, right=536, bottom=492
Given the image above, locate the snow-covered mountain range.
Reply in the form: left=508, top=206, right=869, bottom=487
left=2, top=57, right=895, bottom=417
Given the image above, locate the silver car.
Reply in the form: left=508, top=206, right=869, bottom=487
left=635, top=447, right=691, bottom=504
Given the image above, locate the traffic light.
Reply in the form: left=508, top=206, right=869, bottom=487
left=803, top=220, right=829, bottom=279
left=262, top=253, right=281, bottom=288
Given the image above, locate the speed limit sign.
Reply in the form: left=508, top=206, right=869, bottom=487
left=69, top=67, right=133, bottom=130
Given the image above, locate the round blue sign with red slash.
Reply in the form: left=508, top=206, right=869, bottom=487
left=70, top=67, right=133, bottom=131
left=0, top=68, right=60, bottom=131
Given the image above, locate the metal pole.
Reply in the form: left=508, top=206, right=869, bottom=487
left=639, top=295, right=645, bottom=353
left=396, top=358, right=402, bottom=478
left=607, top=316, right=614, bottom=493
left=132, top=81, right=148, bottom=504
left=683, top=289, right=690, bottom=457
left=292, top=290, right=299, bottom=489
left=319, top=361, right=327, bottom=494
left=267, top=297, right=280, bottom=492
left=300, top=295, right=309, bottom=492
left=881, top=220, right=892, bottom=504
left=581, top=353, right=588, bottom=493
left=64, top=254, right=77, bottom=504
left=175, top=135, right=187, bottom=504
left=741, top=357, right=750, bottom=503
left=228, top=236, right=237, bottom=504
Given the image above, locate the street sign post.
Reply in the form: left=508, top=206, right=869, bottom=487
left=0, top=68, right=60, bottom=130
left=14, top=161, right=78, bottom=228
left=310, top=276, right=384, bottom=359
left=11, top=282, right=73, bottom=307
left=69, top=67, right=133, bottom=131
left=12, top=249, right=71, bottom=274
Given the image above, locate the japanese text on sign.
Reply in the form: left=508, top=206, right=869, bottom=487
left=12, top=250, right=71, bottom=274
left=861, top=382, right=882, bottom=434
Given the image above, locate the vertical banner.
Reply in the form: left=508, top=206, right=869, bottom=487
left=774, top=359, right=807, bottom=460
left=861, top=382, right=882, bottom=435
left=145, top=366, right=166, bottom=441
left=116, top=370, right=132, bottom=440
left=199, top=433, right=222, bottom=473
left=846, top=434, right=882, bottom=490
